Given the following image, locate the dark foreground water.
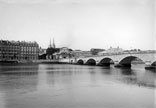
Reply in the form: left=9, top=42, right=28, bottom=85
left=0, top=64, right=155, bottom=108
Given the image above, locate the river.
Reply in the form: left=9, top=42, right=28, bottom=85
left=0, top=63, right=155, bottom=108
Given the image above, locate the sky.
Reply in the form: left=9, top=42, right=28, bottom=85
left=0, top=0, right=155, bottom=50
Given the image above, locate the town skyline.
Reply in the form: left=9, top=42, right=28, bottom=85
left=0, top=0, right=155, bottom=50
left=0, top=38, right=155, bottom=52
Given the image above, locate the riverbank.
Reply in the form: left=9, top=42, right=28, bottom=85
left=0, top=59, right=76, bottom=65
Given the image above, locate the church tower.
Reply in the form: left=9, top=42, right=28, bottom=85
left=53, top=38, right=56, bottom=48
left=49, top=38, right=56, bottom=48
left=49, top=38, right=52, bottom=48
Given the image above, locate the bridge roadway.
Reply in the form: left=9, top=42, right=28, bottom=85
left=74, top=51, right=156, bottom=69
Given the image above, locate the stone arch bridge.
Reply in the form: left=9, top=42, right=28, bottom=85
left=75, top=52, right=156, bottom=68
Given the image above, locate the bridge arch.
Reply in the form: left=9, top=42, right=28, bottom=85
left=86, top=58, right=96, bottom=65
left=119, top=56, right=144, bottom=67
left=99, top=57, right=114, bottom=66
left=77, top=59, right=84, bottom=65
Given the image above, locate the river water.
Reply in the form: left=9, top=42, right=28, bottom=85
left=0, top=64, right=155, bottom=108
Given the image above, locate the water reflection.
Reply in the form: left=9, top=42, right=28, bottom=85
left=120, top=68, right=135, bottom=75
left=115, top=68, right=156, bottom=88
left=0, top=64, right=39, bottom=74
left=0, top=64, right=155, bottom=108
left=141, top=70, right=156, bottom=88
left=0, top=64, right=40, bottom=108
left=0, top=64, right=39, bottom=93
left=44, top=64, right=156, bottom=89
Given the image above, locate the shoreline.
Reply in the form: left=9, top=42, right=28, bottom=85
left=0, top=59, right=76, bottom=65
left=0, top=60, right=155, bottom=71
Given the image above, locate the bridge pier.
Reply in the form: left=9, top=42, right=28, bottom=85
left=145, top=65, right=156, bottom=70
left=145, top=62, right=156, bottom=70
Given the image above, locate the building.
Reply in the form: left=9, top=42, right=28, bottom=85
left=98, top=46, right=124, bottom=55
left=45, top=38, right=74, bottom=60
left=39, top=47, right=47, bottom=59
left=71, top=50, right=92, bottom=57
left=46, top=38, right=60, bottom=59
left=39, top=47, right=47, bottom=56
left=53, top=47, right=73, bottom=59
left=90, top=48, right=105, bottom=55
left=0, top=40, right=39, bottom=62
